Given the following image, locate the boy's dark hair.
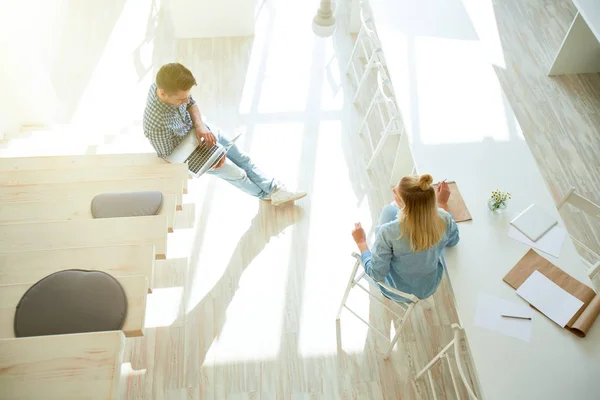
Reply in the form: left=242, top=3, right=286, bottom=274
left=156, top=63, right=197, bottom=94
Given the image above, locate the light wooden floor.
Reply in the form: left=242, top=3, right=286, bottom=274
left=2, top=0, right=598, bottom=399
left=119, top=2, right=480, bottom=398
left=491, top=0, right=600, bottom=263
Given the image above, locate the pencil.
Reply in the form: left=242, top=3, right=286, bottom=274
left=501, top=314, right=532, bottom=320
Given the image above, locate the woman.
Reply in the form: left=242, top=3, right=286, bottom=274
left=352, top=174, right=459, bottom=302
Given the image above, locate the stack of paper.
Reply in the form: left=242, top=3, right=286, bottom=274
left=508, top=225, right=566, bottom=258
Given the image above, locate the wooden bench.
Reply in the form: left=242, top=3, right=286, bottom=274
left=0, top=331, right=125, bottom=399
left=0, top=275, right=148, bottom=339
left=0, top=153, right=166, bottom=171
left=0, top=163, right=189, bottom=190
left=0, top=215, right=169, bottom=259
left=0, top=244, right=156, bottom=287
left=0, top=177, right=185, bottom=206
left=0, top=193, right=178, bottom=232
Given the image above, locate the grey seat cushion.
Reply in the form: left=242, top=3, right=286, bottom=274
left=91, top=191, right=163, bottom=218
left=14, top=270, right=128, bottom=338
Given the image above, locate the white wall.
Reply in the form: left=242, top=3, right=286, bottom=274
left=0, top=0, right=69, bottom=138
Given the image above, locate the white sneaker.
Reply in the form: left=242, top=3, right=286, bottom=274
left=269, top=187, right=307, bottom=206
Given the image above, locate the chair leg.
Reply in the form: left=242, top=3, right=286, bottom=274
left=336, top=317, right=343, bottom=352
left=337, top=257, right=362, bottom=319
left=384, top=302, right=416, bottom=359
left=336, top=256, right=363, bottom=352
left=384, top=318, right=405, bottom=360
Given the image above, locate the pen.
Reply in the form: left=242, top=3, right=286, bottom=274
left=501, top=314, right=532, bottom=320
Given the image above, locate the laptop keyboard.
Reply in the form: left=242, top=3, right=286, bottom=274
left=184, top=144, right=220, bottom=174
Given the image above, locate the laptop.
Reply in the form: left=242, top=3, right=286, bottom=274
left=166, top=131, right=242, bottom=177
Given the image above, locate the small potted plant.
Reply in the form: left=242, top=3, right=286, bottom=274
left=488, top=189, right=511, bottom=213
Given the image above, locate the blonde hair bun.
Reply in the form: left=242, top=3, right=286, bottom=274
left=418, top=174, right=433, bottom=191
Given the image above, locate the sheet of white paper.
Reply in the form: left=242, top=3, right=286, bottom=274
left=508, top=224, right=566, bottom=258
left=516, top=270, right=584, bottom=327
left=474, top=293, right=534, bottom=342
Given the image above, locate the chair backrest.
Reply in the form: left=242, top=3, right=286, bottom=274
left=557, top=187, right=600, bottom=220
left=450, top=324, right=479, bottom=400
left=352, top=252, right=419, bottom=304
left=416, top=323, right=479, bottom=400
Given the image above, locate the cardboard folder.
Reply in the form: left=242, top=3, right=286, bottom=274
left=503, top=249, right=600, bottom=337
left=432, top=181, right=472, bottom=223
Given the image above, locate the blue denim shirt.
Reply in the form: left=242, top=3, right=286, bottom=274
left=361, top=207, right=460, bottom=302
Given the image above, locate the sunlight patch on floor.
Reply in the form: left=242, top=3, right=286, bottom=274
left=0, top=126, right=90, bottom=157
left=184, top=180, right=258, bottom=313
left=244, top=123, right=305, bottom=191
left=145, top=286, right=184, bottom=328
left=257, top=2, right=322, bottom=114
left=297, top=121, right=373, bottom=357
left=238, top=0, right=273, bottom=115
left=207, top=220, right=294, bottom=363
left=70, top=0, right=156, bottom=133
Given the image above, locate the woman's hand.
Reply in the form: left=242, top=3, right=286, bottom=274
left=352, top=222, right=366, bottom=244
left=436, top=181, right=451, bottom=208
left=352, top=223, right=370, bottom=253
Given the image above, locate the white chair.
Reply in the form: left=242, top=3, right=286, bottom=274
left=389, top=126, right=417, bottom=188
left=415, top=324, right=478, bottom=400
left=358, top=69, right=404, bottom=170
left=346, top=1, right=385, bottom=105
left=336, top=252, right=419, bottom=359
left=557, top=187, right=600, bottom=280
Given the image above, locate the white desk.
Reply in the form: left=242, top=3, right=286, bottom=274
left=366, top=0, right=600, bottom=398
left=549, top=0, right=600, bottom=75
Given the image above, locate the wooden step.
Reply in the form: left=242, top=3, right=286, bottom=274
left=0, top=163, right=189, bottom=190
left=0, top=331, right=125, bottom=400
left=0, top=215, right=169, bottom=258
left=0, top=153, right=166, bottom=171
left=0, top=177, right=185, bottom=205
left=0, top=274, right=148, bottom=338
left=0, top=193, right=178, bottom=232
left=0, top=244, right=156, bottom=287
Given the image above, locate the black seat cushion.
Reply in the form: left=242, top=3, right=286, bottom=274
left=14, top=269, right=128, bottom=337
